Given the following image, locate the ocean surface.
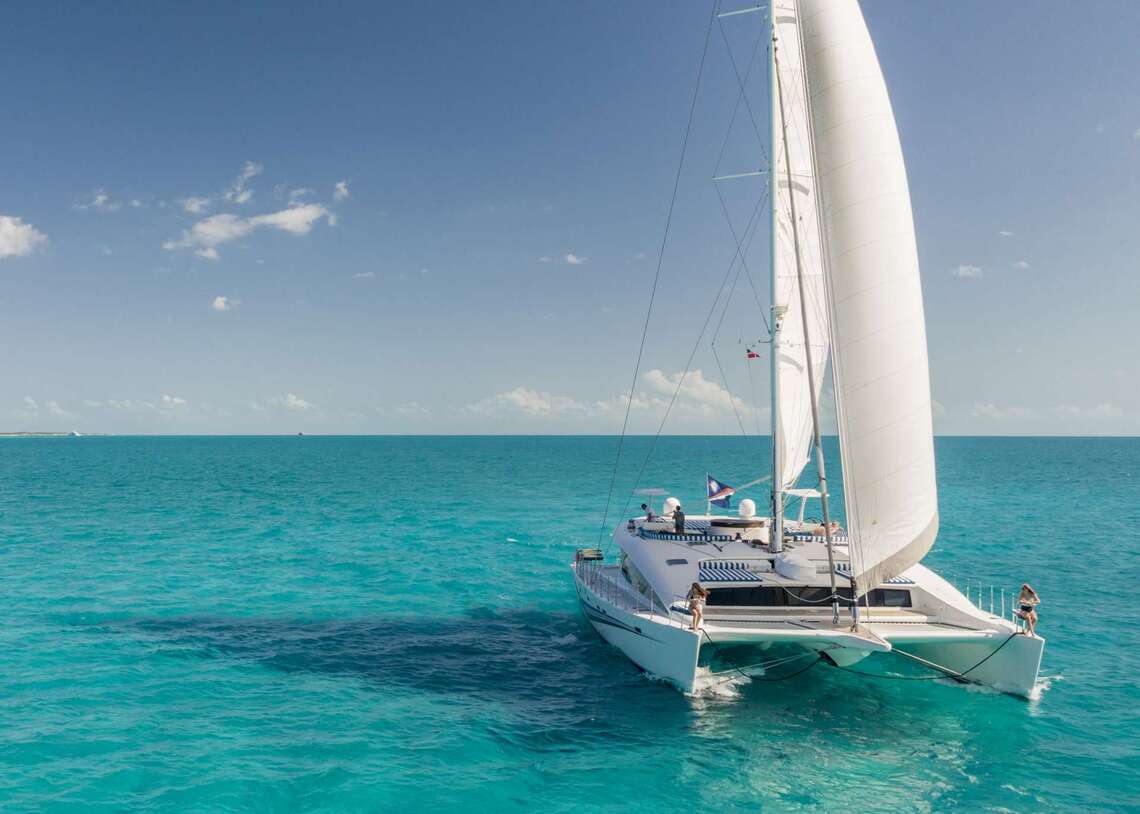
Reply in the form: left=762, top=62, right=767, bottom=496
left=0, top=436, right=1136, bottom=812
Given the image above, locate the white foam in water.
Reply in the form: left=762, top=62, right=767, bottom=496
left=684, top=665, right=751, bottom=699
left=505, top=537, right=519, bottom=543
left=550, top=633, right=577, bottom=646
left=1028, top=673, right=1061, bottom=710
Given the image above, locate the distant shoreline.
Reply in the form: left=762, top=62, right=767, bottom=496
left=0, top=432, right=110, bottom=438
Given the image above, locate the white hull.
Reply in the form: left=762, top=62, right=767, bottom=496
left=574, top=554, right=1044, bottom=697
left=573, top=568, right=702, bottom=691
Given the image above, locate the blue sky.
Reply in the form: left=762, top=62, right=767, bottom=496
left=2, top=0, right=1139, bottom=435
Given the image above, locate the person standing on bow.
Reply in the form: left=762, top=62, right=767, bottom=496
left=672, top=504, right=685, bottom=535
left=1017, top=584, right=1041, bottom=636
left=686, top=582, right=709, bottom=632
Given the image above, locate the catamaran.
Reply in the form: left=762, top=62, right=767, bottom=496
left=573, top=0, right=1044, bottom=697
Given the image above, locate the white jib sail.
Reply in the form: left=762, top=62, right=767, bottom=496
left=799, top=0, right=939, bottom=591
left=771, top=0, right=829, bottom=494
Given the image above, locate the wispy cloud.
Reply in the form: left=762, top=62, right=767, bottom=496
left=180, top=196, right=211, bottom=214
left=951, top=264, right=983, bottom=278
left=971, top=402, right=1034, bottom=419
left=272, top=393, right=313, bottom=412
left=0, top=215, right=48, bottom=259
left=163, top=204, right=332, bottom=258
left=225, top=160, right=263, bottom=204
left=466, top=369, right=746, bottom=421
left=563, top=252, right=587, bottom=265
left=288, top=187, right=315, bottom=204
left=1053, top=403, right=1123, bottom=420
left=333, top=180, right=350, bottom=202
left=1011, top=260, right=1030, bottom=270
left=354, top=271, right=376, bottom=279
left=75, top=189, right=121, bottom=212
left=998, top=230, right=1014, bottom=237
left=211, top=295, right=235, bottom=312
left=160, top=394, right=187, bottom=408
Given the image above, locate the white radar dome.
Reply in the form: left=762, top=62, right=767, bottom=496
left=663, top=497, right=681, bottom=516
left=738, top=498, right=756, bottom=518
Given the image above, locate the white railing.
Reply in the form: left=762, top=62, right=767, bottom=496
left=573, top=552, right=690, bottom=630
left=943, top=572, right=1030, bottom=631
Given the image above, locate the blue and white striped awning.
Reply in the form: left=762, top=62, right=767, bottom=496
left=834, top=563, right=914, bottom=585
left=698, top=561, right=762, bottom=582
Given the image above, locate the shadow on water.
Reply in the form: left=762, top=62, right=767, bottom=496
left=66, top=607, right=1038, bottom=759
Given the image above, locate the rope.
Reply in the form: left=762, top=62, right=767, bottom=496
left=699, top=628, right=824, bottom=684
left=835, top=631, right=1023, bottom=684
left=594, top=0, right=719, bottom=547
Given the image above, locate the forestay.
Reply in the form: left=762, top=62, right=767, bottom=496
left=771, top=0, right=829, bottom=494
left=799, top=0, right=939, bottom=591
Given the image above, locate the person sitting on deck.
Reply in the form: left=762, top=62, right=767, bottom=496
left=641, top=503, right=656, bottom=522
left=672, top=505, right=685, bottom=535
left=686, top=582, right=709, bottom=631
left=1016, top=583, right=1041, bottom=636
left=813, top=520, right=842, bottom=536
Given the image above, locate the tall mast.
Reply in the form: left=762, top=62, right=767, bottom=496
left=767, top=5, right=785, bottom=555
left=772, top=14, right=841, bottom=625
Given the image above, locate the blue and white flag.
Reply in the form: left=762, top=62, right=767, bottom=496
left=707, top=474, right=735, bottom=508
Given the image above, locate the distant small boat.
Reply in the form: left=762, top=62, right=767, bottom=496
left=68, top=431, right=81, bottom=437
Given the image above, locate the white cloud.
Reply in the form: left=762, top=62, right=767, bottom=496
left=0, top=215, right=48, bottom=259
left=1011, top=260, right=1030, bottom=270
left=563, top=252, right=587, bottom=265
left=130, top=199, right=143, bottom=208
left=633, top=252, right=647, bottom=260
left=971, top=402, right=1035, bottom=419
left=466, top=369, right=745, bottom=422
left=211, top=295, right=236, bottom=312
left=951, top=264, right=983, bottom=278
left=46, top=400, right=71, bottom=417
left=83, top=399, right=102, bottom=408
left=467, top=386, right=589, bottom=416
left=250, top=204, right=330, bottom=234
left=196, top=247, right=220, bottom=261
left=75, top=189, right=121, bottom=212
left=180, top=197, right=212, bottom=214
left=998, top=230, right=1014, bottom=237
left=225, top=160, right=263, bottom=204
left=288, top=187, right=315, bottom=204
left=538, top=256, right=552, bottom=263
left=1053, top=403, right=1123, bottom=420
left=272, top=393, right=312, bottom=412
left=395, top=401, right=429, bottom=416
left=163, top=204, right=331, bottom=257
left=333, top=180, right=350, bottom=201
left=160, top=394, right=187, bottom=408
left=23, top=396, right=38, bottom=411
left=642, top=368, right=744, bottom=413
left=1133, top=127, right=1140, bottom=140
left=354, top=271, right=376, bottom=279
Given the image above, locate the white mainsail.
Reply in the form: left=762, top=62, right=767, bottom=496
left=799, top=0, right=939, bottom=591
left=771, top=0, right=829, bottom=494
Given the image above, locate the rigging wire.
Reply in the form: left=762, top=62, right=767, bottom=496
left=595, top=0, right=720, bottom=547
left=614, top=187, right=768, bottom=526
left=716, top=14, right=770, bottom=167
left=712, top=11, right=769, bottom=178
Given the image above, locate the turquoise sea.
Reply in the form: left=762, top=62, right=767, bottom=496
left=0, top=436, right=1136, bottom=812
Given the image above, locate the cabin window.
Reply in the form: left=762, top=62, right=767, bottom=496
left=705, top=586, right=911, bottom=608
